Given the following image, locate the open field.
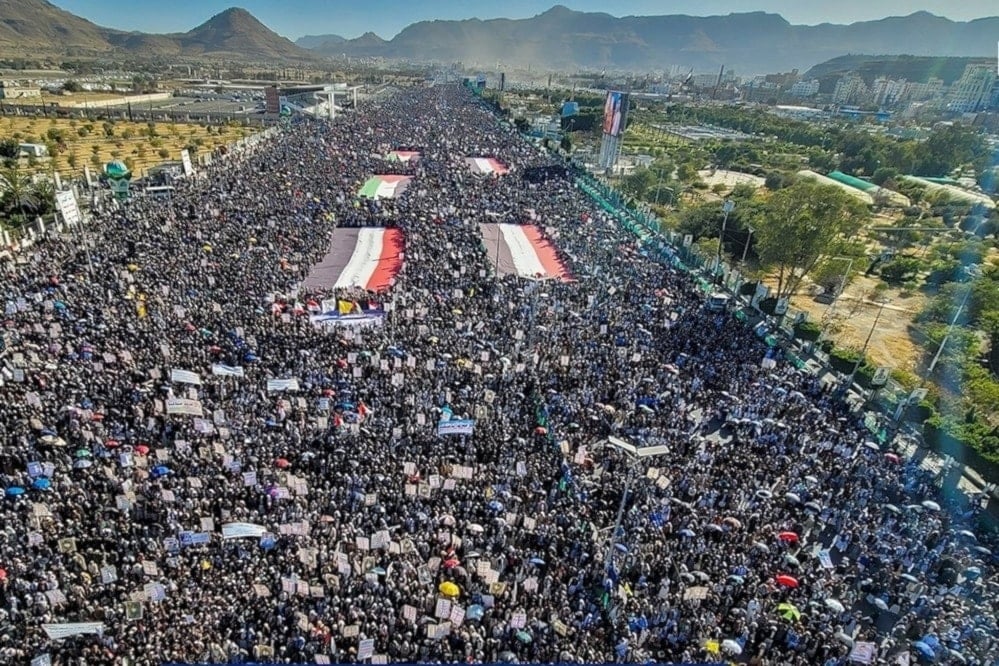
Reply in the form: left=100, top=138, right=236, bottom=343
left=1, top=115, right=258, bottom=177
left=790, top=275, right=928, bottom=373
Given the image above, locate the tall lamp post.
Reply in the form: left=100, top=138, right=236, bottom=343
left=715, top=199, right=735, bottom=283
left=839, top=297, right=889, bottom=399
left=602, top=437, right=669, bottom=616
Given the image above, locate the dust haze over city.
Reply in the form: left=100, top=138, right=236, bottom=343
left=0, top=1, right=997, bottom=665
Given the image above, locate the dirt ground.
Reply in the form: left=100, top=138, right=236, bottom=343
left=790, top=274, right=927, bottom=372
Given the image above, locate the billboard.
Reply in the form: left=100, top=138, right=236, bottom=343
left=602, top=90, right=629, bottom=137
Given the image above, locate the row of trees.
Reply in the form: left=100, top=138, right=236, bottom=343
left=662, top=104, right=994, bottom=180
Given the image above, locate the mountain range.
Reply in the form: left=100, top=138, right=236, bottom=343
left=296, top=6, right=999, bottom=74
left=2, top=1, right=998, bottom=74
left=0, top=0, right=312, bottom=61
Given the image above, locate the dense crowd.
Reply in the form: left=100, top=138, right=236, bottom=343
left=0, top=85, right=995, bottom=666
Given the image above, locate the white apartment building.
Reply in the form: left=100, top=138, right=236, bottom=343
left=832, top=74, right=869, bottom=105
left=948, top=64, right=998, bottom=112
left=871, top=77, right=910, bottom=107
left=788, top=79, right=819, bottom=97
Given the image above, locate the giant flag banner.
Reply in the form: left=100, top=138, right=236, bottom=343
left=466, top=157, right=509, bottom=175
left=302, top=228, right=403, bottom=292
left=358, top=175, right=412, bottom=199
left=480, top=223, right=571, bottom=281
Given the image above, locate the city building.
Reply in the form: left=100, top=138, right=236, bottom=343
left=871, top=77, right=910, bottom=107
left=947, top=64, right=998, bottom=112
left=788, top=79, right=820, bottom=98
left=907, top=77, right=945, bottom=102
left=0, top=80, right=41, bottom=100
left=832, top=74, right=869, bottom=105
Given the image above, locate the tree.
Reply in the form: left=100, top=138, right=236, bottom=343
left=753, top=179, right=869, bottom=300
left=0, top=164, right=42, bottom=223
left=513, top=117, right=529, bottom=133
left=879, top=256, right=922, bottom=285
left=61, top=80, right=82, bottom=93
left=0, top=138, right=19, bottom=160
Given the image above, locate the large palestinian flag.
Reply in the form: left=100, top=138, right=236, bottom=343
left=480, top=223, right=571, bottom=281
left=302, top=228, right=403, bottom=292
left=466, top=157, right=509, bottom=176
left=386, top=150, right=421, bottom=163
left=359, top=175, right=412, bottom=199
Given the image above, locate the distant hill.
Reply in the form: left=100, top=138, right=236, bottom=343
left=172, top=8, right=309, bottom=60
left=0, top=0, right=316, bottom=62
left=803, top=54, right=996, bottom=87
left=304, top=6, right=999, bottom=74
left=296, top=34, right=346, bottom=50
left=0, top=0, right=112, bottom=54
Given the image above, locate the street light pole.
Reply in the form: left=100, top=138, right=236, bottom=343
left=926, top=285, right=973, bottom=375
left=740, top=225, right=754, bottom=264
left=842, top=298, right=888, bottom=396
left=715, top=199, right=735, bottom=283
left=601, top=437, right=669, bottom=614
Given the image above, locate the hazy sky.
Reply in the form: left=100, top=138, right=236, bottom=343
left=53, top=0, right=999, bottom=40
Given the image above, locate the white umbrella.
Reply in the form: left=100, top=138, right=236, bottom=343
left=872, top=597, right=889, bottom=611
left=720, top=639, right=742, bottom=655
left=824, top=599, right=845, bottom=613
left=467, top=523, right=484, bottom=534
left=921, top=500, right=941, bottom=511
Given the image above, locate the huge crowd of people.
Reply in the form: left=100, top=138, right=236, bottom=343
left=0, top=85, right=995, bottom=666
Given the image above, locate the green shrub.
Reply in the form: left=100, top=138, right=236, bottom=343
left=793, top=320, right=822, bottom=341
left=828, top=347, right=864, bottom=374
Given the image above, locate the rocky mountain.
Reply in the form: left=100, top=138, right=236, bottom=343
left=0, top=0, right=315, bottom=62
left=170, top=8, right=310, bottom=60
left=0, top=0, right=112, bottom=54
left=314, top=6, right=999, bottom=74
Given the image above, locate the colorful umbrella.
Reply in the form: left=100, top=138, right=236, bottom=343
left=824, top=599, right=845, bottom=613
left=777, top=602, right=800, bottom=621
left=5, top=487, right=25, bottom=496
left=275, top=458, right=290, bottom=469
left=135, top=445, right=149, bottom=455
left=32, top=478, right=51, bottom=490
left=777, top=531, right=799, bottom=543
left=775, top=574, right=798, bottom=588
left=438, top=581, right=459, bottom=597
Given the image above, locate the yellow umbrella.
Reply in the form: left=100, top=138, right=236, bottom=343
left=438, top=581, right=460, bottom=597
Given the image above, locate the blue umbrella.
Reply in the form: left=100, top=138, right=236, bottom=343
left=912, top=641, right=934, bottom=659
left=466, top=604, right=484, bottom=620
left=244, top=352, right=259, bottom=362
left=529, top=557, right=546, bottom=565
left=150, top=465, right=171, bottom=478
left=678, top=528, right=696, bottom=538
left=614, top=543, right=629, bottom=553
left=260, top=534, right=276, bottom=550
left=488, top=500, right=504, bottom=511
left=32, top=478, right=51, bottom=490
left=5, top=486, right=25, bottom=497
